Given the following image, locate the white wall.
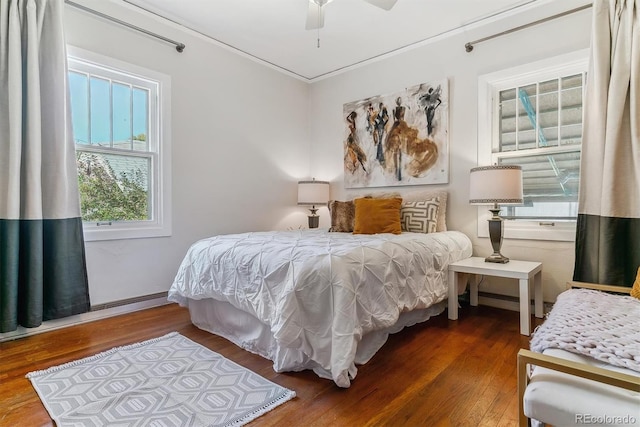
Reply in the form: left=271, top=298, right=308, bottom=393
left=65, top=0, right=311, bottom=305
left=65, top=0, right=592, bottom=306
left=307, top=2, right=592, bottom=302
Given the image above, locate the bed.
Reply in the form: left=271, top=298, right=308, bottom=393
left=518, top=281, right=640, bottom=427
left=168, top=227, right=472, bottom=387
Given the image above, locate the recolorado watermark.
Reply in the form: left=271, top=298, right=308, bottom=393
left=576, top=414, right=638, bottom=425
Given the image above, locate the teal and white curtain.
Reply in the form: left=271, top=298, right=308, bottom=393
left=1, top=0, right=90, bottom=332
left=574, top=0, right=640, bottom=286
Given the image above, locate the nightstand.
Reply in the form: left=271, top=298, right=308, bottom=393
left=447, top=257, right=543, bottom=336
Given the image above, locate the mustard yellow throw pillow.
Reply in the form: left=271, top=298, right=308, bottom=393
left=353, top=197, right=402, bottom=235
left=631, top=267, right=640, bottom=300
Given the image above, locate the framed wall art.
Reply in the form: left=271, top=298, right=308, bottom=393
left=343, top=79, right=449, bottom=188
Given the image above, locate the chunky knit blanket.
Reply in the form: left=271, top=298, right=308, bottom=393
left=530, top=288, right=640, bottom=373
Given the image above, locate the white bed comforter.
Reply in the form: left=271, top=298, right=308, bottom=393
left=169, top=229, right=472, bottom=387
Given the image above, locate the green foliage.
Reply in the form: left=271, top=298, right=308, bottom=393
left=133, top=133, right=146, bottom=141
left=77, top=152, right=148, bottom=222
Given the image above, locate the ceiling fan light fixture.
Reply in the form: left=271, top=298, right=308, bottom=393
left=311, top=0, right=333, bottom=6
left=306, top=0, right=397, bottom=31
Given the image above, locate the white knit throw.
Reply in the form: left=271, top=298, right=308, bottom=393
left=530, top=288, right=640, bottom=373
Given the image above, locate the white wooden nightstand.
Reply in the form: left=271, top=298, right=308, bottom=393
left=447, top=257, right=543, bottom=336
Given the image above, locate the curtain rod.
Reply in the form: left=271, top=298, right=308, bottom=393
left=465, top=3, right=592, bottom=52
left=65, top=0, right=185, bottom=53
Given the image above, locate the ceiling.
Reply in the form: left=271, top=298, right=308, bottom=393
left=121, top=0, right=588, bottom=82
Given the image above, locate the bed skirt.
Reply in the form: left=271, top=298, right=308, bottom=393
left=185, top=297, right=446, bottom=383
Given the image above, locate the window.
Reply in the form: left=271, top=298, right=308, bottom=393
left=478, top=50, right=588, bottom=241
left=67, top=47, right=171, bottom=241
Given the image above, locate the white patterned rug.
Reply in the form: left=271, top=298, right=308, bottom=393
left=27, top=332, right=295, bottom=427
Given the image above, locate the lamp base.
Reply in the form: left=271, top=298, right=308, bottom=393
left=307, top=206, right=320, bottom=229
left=485, top=253, right=509, bottom=263
left=308, top=215, right=319, bottom=229
left=485, top=205, right=509, bottom=263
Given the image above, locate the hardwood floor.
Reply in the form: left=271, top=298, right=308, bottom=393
left=0, top=302, right=542, bottom=427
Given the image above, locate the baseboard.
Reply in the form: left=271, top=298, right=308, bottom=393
left=478, top=292, right=521, bottom=312
left=0, top=293, right=170, bottom=343
left=477, top=291, right=552, bottom=314
left=90, top=292, right=169, bottom=311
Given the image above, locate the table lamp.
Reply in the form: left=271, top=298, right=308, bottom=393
left=469, top=165, right=523, bottom=263
left=297, top=179, right=330, bottom=228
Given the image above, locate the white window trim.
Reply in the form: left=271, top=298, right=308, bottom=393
left=477, top=49, right=588, bottom=242
left=67, top=46, right=172, bottom=242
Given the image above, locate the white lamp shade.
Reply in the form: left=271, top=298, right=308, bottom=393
left=297, top=180, right=330, bottom=205
left=469, top=165, right=523, bottom=205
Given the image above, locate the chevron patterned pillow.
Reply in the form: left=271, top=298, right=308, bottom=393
left=401, top=198, right=440, bottom=233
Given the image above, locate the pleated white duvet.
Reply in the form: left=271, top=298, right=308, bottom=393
left=169, top=229, right=472, bottom=387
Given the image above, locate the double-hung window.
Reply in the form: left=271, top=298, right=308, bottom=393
left=67, top=47, right=171, bottom=241
left=477, top=50, right=588, bottom=241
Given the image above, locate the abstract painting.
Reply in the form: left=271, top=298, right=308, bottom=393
left=343, top=79, right=449, bottom=188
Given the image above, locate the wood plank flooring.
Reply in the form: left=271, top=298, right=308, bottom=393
left=0, top=302, right=541, bottom=426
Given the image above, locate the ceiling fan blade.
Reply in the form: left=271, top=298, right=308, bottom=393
left=362, top=0, right=398, bottom=11
left=305, top=2, right=325, bottom=30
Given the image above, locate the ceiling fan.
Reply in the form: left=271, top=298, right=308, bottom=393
left=305, top=0, right=398, bottom=30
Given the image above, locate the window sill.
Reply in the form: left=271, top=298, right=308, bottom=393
left=83, top=223, right=171, bottom=242
left=476, top=216, right=576, bottom=242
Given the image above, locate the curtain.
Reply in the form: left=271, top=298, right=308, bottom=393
left=574, top=0, right=640, bottom=286
left=0, top=0, right=90, bottom=333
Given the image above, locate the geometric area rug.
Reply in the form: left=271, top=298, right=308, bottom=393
left=26, top=332, right=296, bottom=427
